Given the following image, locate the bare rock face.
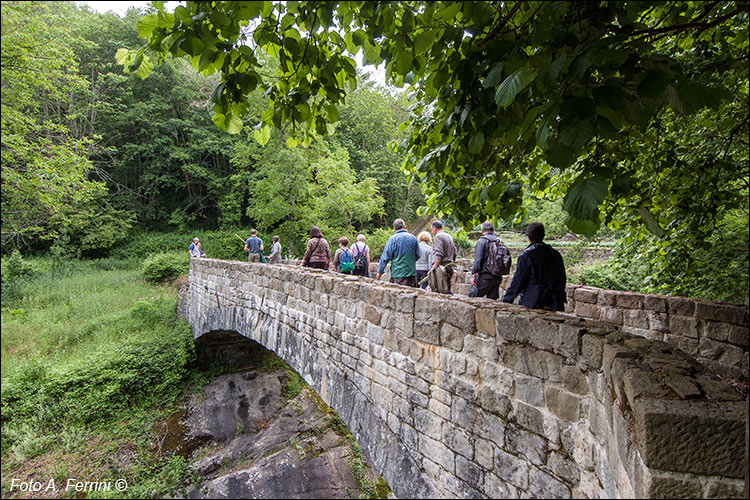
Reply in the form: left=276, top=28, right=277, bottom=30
left=170, top=370, right=384, bottom=499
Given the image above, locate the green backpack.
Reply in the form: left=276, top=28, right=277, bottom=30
left=339, top=249, right=354, bottom=273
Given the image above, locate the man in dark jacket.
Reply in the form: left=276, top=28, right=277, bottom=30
left=470, top=221, right=508, bottom=299
left=502, top=222, right=567, bottom=311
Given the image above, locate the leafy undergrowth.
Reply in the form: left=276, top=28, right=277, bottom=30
left=0, top=258, right=199, bottom=499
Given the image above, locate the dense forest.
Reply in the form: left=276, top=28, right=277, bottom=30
left=2, top=1, right=748, bottom=304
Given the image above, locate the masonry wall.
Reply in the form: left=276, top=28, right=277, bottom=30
left=179, top=259, right=746, bottom=499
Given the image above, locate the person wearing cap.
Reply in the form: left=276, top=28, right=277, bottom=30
left=502, top=222, right=567, bottom=311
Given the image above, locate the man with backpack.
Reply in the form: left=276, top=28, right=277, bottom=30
left=470, top=221, right=511, bottom=299
left=502, top=222, right=567, bottom=311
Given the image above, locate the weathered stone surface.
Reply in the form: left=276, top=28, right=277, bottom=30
left=493, top=448, right=529, bottom=490
left=634, top=399, right=745, bottom=477
left=182, top=259, right=746, bottom=500
left=545, top=386, right=581, bottom=423
left=574, top=287, right=599, bottom=304
left=528, top=466, right=572, bottom=499
left=647, top=474, right=703, bottom=499
left=575, top=301, right=602, bottom=320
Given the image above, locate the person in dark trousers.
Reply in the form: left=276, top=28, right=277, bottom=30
left=502, top=222, right=567, bottom=311
left=377, top=218, right=421, bottom=287
left=470, top=221, right=507, bottom=299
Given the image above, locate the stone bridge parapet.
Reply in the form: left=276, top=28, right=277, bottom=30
left=178, top=258, right=746, bottom=499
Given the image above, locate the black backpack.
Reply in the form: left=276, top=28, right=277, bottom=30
left=484, top=237, right=511, bottom=277
left=352, top=243, right=367, bottom=270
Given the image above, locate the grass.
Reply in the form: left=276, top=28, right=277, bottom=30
left=1, top=257, right=196, bottom=499
left=1, top=258, right=174, bottom=379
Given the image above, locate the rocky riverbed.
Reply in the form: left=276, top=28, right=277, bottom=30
left=156, top=366, right=389, bottom=499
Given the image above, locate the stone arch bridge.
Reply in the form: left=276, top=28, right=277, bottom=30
left=178, top=258, right=747, bottom=499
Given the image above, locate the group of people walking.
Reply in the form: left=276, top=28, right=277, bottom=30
left=189, top=218, right=567, bottom=312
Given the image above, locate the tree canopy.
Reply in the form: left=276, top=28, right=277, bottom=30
left=121, top=0, right=748, bottom=237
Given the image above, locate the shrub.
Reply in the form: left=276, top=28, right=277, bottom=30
left=1, top=250, right=37, bottom=305
left=1, top=299, right=194, bottom=454
left=142, top=253, right=189, bottom=283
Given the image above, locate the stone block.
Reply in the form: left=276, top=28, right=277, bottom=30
left=429, top=397, right=452, bottom=420
left=414, top=320, right=440, bottom=345
left=694, top=374, right=743, bottom=401
left=515, top=374, right=544, bottom=407
left=574, top=287, right=599, bottom=304
left=702, top=320, right=732, bottom=342
left=623, top=368, right=669, bottom=409
left=633, top=398, right=745, bottom=477
left=443, top=422, right=475, bottom=459
left=703, top=478, right=746, bottom=499
left=415, top=296, right=444, bottom=322
left=440, top=322, right=465, bottom=351
left=575, top=302, right=602, bottom=320
left=599, top=306, right=623, bottom=325
left=647, top=311, right=670, bottom=332
left=647, top=474, right=703, bottom=499
left=483, top=472, right=520, bottom=499
left=419, top=433, right=456, bottom=473
left=475, top=308, right=496, bottom=336
left=694, top=301, right=719, bottom=321
left=475, top=438, right=494, bottom=471
left=493, top=448, right=530, bottom=490
left=505, top=424, right=547, bottom=467
left=455, top=455, right=485, bottom=491
left=513, top=401, right=545, bottom=436
left=643, top=295, right=668, bottom=313
left=365, top=305, right=381, bottom=325
left=478, top=385, right=512, bottom=417
left=581, top=334, right=606, bottom=369
left=365, top=323, right=383, bottom=345
left=597, top=289, right=617, bottom=306
left=616, top=292, right=643, bottom=309
left=528, top=466, right=572, bottom=499
left=561, top=365, right=588, bottom=395
left=622, top=309, right=649, bottom=329
left=544, top=386, right=581, bottom=422
left=443, top=300, right=477, bottom=331
left=664, top=334, right=699, bottom=357
left=556, top=323, right=583, bottom=359
left=463, top=334, right=498, bottom=361
left=668, top=296, right=696, bottom=317
left=547, top=450, right=580, bottom=484
left=728, top=325, right=749, bottom=347
left=397, top=292, right=417, bottom=314
left=414, top=407, right=443, bottom=440
left=662, top=373, right=702, bottom=399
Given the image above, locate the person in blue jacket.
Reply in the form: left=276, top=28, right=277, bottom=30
left=376, top=218, right=421, bottom=287
left=502, top=222, right=567, bottom=311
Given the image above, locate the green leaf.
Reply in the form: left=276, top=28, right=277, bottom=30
left=414, top=30, right=436, bottom=55
left=133, top=54, right=153, bottom=79
left=115, top=48, right=133, bottom=66
left=636, top=207, right=665, bottom=237
left=483, top=62, right=504, bottom=89
left=564, top=214, right=601, bottom=236
left=394, top=49, right=413, bottom=75
left=137, top=14, right=159, bottom=39
left=637, top=70, right=672, bottom=99
left=253, top=123, right=271, bottom=145
left=558, top=119, right=596, bottom=150
left=563, top=174, right=609, bottom=223
left=469, top=132, right=484, bottom=154
left=362, top=40, right=380, bottom=66
left=225, top=113, right=243, bottom=134
left=495, top=68, right=537, bottom=108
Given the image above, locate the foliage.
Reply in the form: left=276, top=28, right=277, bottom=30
left=0, top=250, right=38, bottom=305
left=142, top=252, right=190, bottom=283
left=124, top=1, right=748, bottom=236
left=0, top=2, right=117, bottom=252
left=1, top=297, right=193, bottom=458
left=574, top=261, right=639, bottom=292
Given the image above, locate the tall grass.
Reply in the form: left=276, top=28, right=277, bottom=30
left=1, top=258, right=175, bottom=379
left=1, top=257, right=194, bottom=474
